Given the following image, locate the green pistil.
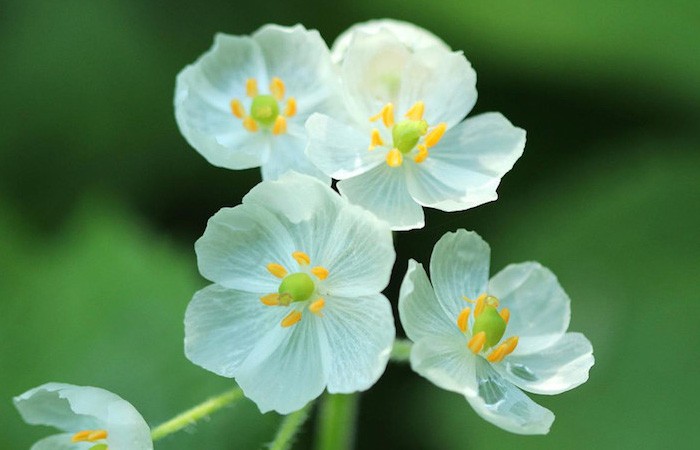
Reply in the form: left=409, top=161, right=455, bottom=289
left=472, top=305, right=506, bottom=350
left=279, top=273, right=315, bottom=302
left=392, top=119, right=428, bottom=153
left=250, top=94, right=279, bottom=126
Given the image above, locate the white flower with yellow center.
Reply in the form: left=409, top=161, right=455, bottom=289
left=14, top=383, right=152, bottom=450
left=184, top=172, right=396, bottom=414
left=306, top=29, right=525, bottom=230
left=399, top=230, right=594, bottom=434
left=175, top=24, right=342, bottom=181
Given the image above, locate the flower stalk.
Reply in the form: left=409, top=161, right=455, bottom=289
left=314, top=393, right=359, bottom=450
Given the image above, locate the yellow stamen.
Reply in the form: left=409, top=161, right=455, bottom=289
left=309, top=298, right=325, bottom=316
left=267, top=263, right=287, bottom=278
left=311, top=266, right=329, bottom=280
left=457, top=307, right=471, bottom=333
left=260, top=293, right=280, bottom=306
left=87, top=430, right=108, bottom=441
left=404, top=101, right=425, bottom=120
left=281, top=310, right=302, bottom=327
left=242, top=116, right=258, bottom=132
left=474, top=294, right=487, bottom=317
left=369, top=103, right=394, bottom=128
left=468, top=331, right=486, bottom=354
left=272, top=115, right=287, bottom=135
left=424, top=123, right=447, bottom=148
left=368, top=129, right=384, bottom=150
left=386, top=148, right=403, bottom=167
left=270, top=77, right=285, bottom=100
left=72, top=430, right=108, bottom=443
left=230, top=99, right=245, bottom=118
left=72, top=431, right=91, bottom=442
left=499, top=308, right=510, bottom=324
left=246, top=78, right=258, bottom=97
left=292, top=251, right=311, bottom=266
left=285, top=97, right=297, bottom=117
left=502, top=336, right=519, bottom=355
left=487, top=345, right=508, bottom=363
left=414, top=144, right=428, bottom=163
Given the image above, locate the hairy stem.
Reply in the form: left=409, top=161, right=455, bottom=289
left=269, top=402, right=314, bottom=450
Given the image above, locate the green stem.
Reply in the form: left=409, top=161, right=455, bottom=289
left=150, top=387, right=244, bottom=441
left=314, top=393, right=359, bottom=450
left=390, top=338, right=412, bottom=363
left=269, top=402, right=314, bottom=450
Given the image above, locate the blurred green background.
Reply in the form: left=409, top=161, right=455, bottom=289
left=1, top=0, right=698, bottom=448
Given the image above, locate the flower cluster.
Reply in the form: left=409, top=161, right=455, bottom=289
left=15, top=19, right=593, bottom=444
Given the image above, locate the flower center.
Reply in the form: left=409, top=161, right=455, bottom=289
left=229, top=77, right=297, bottom=135
left=367, top=101, right=447, bottom=167
left=457, top=294, right=519, bottom=364
left=72, top=429, right=108, bottom=449
left=261, top=251, right=330, bottom=328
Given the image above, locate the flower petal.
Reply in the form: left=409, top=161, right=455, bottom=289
left=398, top=259, right=459, bottom=342
left=410, top=336, right=478, bottom=396
left=14, top=383, right=99, bottom=432
left=429, top=230, right=490, bottom=318
left=497, top=332, right=594, bottom=395
left=195, top=203, right=296, bottom=292
left=488, top=262, right=571, bottom=354
left=262, top=132, right=330, bottom=183
left=234, top=309, right=326, bottom=414
left=466, top=358, right=554, bottom=435
left=337, top=164, right=425, bottom=231
left=184, top=284, right=290, bottom=378
left=407, top=113, right=526, bottom=212
left=320, top=294, right=395, bottom=393
left=31, top=434, right=90, bottom=450
left=305, top=113, right=385, bottom=179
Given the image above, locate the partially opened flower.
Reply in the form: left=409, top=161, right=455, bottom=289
left=14, top=383, right=152, bottom=450
left=175, top=24, right=342, bottom=181
left=399, top=230, right=594, bottom=434
left=185, top=172, right=396, bottom=414
left=307, top=27, right=525, bottom=230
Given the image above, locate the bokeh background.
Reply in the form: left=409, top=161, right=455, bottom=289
left=1, top=0, right=698, bottom=448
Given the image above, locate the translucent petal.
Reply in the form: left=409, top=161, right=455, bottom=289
left=466, top=358, right=554, bottom=435
left=195, top=204, right=296, bottom=292
left=184, top=285, right=290, bottom=378
left=262, top=132, right=330, bottom=183
left=410, top=336, right=478, bottom=396
left=337, top=164, right=425, bottom=231
left=14, top=383, right=99, bottom=432
left=398, top=260, right=458, bottom=342
left=497, top=332, right=594, bottom=395
left=305, top=113, right=386, bottom=179
left=488, top=262, right=571, bottom=354
left=396, top=47, right=477, bottom=128
left=429, top=230, right=490, bottom=318
left=320, top=294, right=395, bottom=393
left=331, top=19, right=450, bottom=63
left=31, top=434, right=90, bottom=450
left=407, top=113, right=526, bottom=212
left=234, top=308, right=326, bottom=414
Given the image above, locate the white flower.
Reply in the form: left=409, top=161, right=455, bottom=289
left=14, top=383, right=152, bottom=450
left=306, top=28, right=525, bottom=230
left=184, top=172, right=396, bottom=414
left=330, top=19, right=450, bottom=63
left=398, top=230, right=594, bottom=434
left=175, top=24, right=343, bottom=182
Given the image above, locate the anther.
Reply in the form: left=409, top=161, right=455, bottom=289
left=272, top=116, right=287, bottom=135
left=72, top=431, right=91, bottom=442
left=292, top=251, right=311, bottom=266
left=311, top=266, right=329, bottom=280
left=487, top=345, right=507, bottom=363
left=309, top=298, right=325, bottom=316
left=474, top=294, right=487, bottom=317
left=242, top=116, right=258, bottom=132
left=72, top=429, right=108, bottom=443
left=502, top=336, right=519, bottom=355
left=270, top=77, right=285, bottom=100
left=499, top=308, right=510, bottom=324
left=405, top=101, right=425, bottom=121
left=246, top=78, right=258, bottom=97
left=424, top=123, right=447, bottom=148
left=468, top=331, right=486, bottom=354
left=230, top=99, right=245, bottom=118
left=285, top=97, right=297, bottom=117
left=386, top=148, right=403, bottom=167
left=457, top=307, right=471, bottom=333
left=87, top=431, right=108, bottom=441
left=370, top=104, right=394, bottom=128
left=281, top=310, right=302, bottom=328
left=414, top=144, right=429, bottom=163
left=260, top=293, right=281, bottom=306
left=267, top=263, right=287, bottom=278
left=369, top=129, right=384, bottom=150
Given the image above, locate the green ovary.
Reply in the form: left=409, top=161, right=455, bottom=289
left=472, top=305, right=507, bottom=350
left=392, top=119, right=428, bottom=153
left=250, top=94, right=280, bottom=126
left=278, top=273, right=315, bottom=302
